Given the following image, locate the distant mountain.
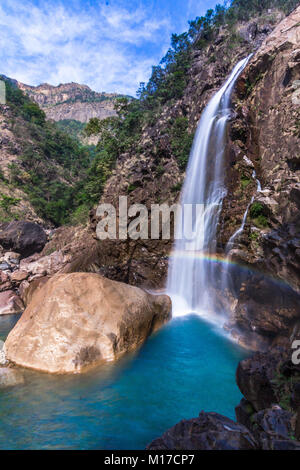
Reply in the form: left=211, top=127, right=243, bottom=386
left=17, top=81, right=123, bottom=123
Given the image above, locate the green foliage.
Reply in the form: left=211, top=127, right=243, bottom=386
left=249, top=231, right=259, bottom=241
left=4, top=82, right=96, bottom=225
left=241, top=174, right=251, bottom=189
left=21, top=101, right=46, bottom=126
left=250, top=202, right=264, bottom=218
left=169, top=117, right=194, bottom=170
left=250, top=202, right=269, bottom=228
left=56, top=119, right=86, bottom=140
left=127, top=183, right=138, bottom=193
left=171, top=182, right=183, bottom=193
left=84, top=117, right=102, bottom=136
left=156, top=165, right=165, bottom=177
left=0, top=194, right=20, bottom=212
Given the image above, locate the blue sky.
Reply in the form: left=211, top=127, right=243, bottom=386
left=0, top=0, right=221, bottom=95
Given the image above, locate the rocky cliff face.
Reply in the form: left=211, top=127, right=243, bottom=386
left=219, top=6, right=300, bottom=348
left=18, top=81, right=119, bottom=123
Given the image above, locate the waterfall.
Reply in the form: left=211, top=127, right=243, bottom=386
left=167, top=56, right=252, bottom=318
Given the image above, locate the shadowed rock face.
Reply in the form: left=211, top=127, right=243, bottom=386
left=147, top=411, right=258, bottom=450
left=4, top=272, right=171, bottom=374
left=0, top=221, right=47, bottom=258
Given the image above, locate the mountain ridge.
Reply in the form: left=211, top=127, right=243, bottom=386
left=17, top=80, right=124, bottom=123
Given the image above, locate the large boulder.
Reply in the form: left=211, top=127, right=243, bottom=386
left=5, top=273, right=171, bottom=373
left=147, top=412, right=258, bottom=450
left=0, top=221, right=47, bottom=258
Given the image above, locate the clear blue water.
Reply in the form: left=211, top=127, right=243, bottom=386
left=0, top=314, right=246, bottom=450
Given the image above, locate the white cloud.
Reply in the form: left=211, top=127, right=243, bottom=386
left=0, top=0, right=172, bottom=95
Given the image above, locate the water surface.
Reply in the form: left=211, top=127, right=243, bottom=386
left=0, top=314, right=246, bottom=450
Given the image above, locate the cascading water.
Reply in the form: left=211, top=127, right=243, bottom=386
left=226, top=169, right=261, bottom=251
left=167, top=56, right=252, bottom=319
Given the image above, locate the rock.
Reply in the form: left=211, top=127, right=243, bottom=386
left=20, top=250, right=66, bottom=277
left=0, top=271, right=9, bottom=283
left=291, top=382, right=300, bottom=409
left=0, top=367, right=24, bottom=388
left=0, top=221, right=47, bottom=258
left=250, top=406, right=296, bottom=450
left=4, top=252, right=21, bottom=263
left=0, top=290, right=24, bottom=315
left=0, top=340, right=7, bottom=366
left=11, top=271, right=29, bottom=282
left=235, top=398, right=255, bottom=429
left=147, top=412, right=258, bottom=450
left=5, top=273, right=171, bottom=373
left=0, top=262, right=11, bottom=271
left=19, top=276, right=49, bottom=307
left=236, top=352, right=279, bottom=411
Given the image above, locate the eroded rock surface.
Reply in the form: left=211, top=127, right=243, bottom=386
left=5, top=272, right=171, bottom=373
left=147, top=411, right=258, bottom=450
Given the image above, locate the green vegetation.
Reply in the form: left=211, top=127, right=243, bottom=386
left=0, top=194, right=20, bottom=212
left=56, top=119, right=86, bottom=140
left=250, top=202, right=265, bottom=218
left=250, top=202, right=269, bottom=228
left=171, top=182, right=183, bottom=193
left=241, top=174, right=251, bottom=189
left=4, top=80, right=94, bottom=225
left=168, top=117, right=194, bottom=170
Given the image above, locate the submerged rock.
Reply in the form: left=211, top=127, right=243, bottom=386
left=5, top=273, right=171, bottom=374
left=147, top=411, right=258, bottom=450
left=0, top=367, right=24, bottom=388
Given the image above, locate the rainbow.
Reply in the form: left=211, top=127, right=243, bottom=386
left=168, top=250, right=295, bottom=290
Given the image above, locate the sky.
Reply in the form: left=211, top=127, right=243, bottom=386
left=0, top=0, right=221, bottom=96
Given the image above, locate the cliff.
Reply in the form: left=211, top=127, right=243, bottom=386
left=220, top=6, right=300, bottom=348
left=17, top=81, right=120, bottom=123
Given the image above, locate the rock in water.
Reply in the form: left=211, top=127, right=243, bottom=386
left=5, top=273, right=171, bottom=374
left=147, top=411, right=258, bottom=450
left=0, top=221, right=47, bottom=257
left=0, top=290, right=24, bottom=315
left=0, top=367, right=24, bottom=388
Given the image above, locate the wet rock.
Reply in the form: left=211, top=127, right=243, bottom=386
left=5, top=272, right=171, bottom=373
left=236, top=352, right=279, bottom=411
left=0, top=290, right=24, bottom=315
left=0, top=221, right=47, bottom=258
left=147, top=412, right=258, bottom=450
